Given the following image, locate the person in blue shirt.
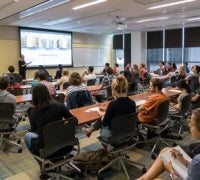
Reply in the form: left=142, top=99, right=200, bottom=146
left=184, top=62, right=190, bottom=74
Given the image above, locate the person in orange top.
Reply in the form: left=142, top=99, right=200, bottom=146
left=138, top=78, right=168, bottom=124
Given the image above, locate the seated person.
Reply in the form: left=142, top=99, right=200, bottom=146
left=82, top=75, right=136, bottom=140
left=139, top=63, right=148, bottom=80
left=137, top=109, right=200, bottom=180
left=96, top=67, right=114, bottom=102
left=0, top=76, right=21, bottom=123
left=191, top=77, right=200, bottom=109
left=7, top=65, right=22, bottom=88
left=138, top=78, right=168, bottom=124
left=55, top=64, right=63, bottom=79
left=170, top=79, right=191, bottom=113
left=153, top=61, right=167, bottom=76
left=38, top=65, right=50, bottom=81
left=65, top=72, right=91, bottom=108
left=34, top=70, right=56, bottom=95
left=82, top=66, right=96, bottom=84
left=24, top=84, right=77, bottom=156
left=54, top=69, right=69, bottom=90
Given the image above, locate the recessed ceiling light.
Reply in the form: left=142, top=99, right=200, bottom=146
left=187, top=17, right=200, bottom=21
left=73, top=0, right=106, bottom=10
left=148, top=0, right=195, bottom=10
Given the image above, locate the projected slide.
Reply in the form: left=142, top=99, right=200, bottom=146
left=20, top=28, right=72, bottom=68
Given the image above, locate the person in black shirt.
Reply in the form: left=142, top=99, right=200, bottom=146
left=18, top=54, right=27, bottom=79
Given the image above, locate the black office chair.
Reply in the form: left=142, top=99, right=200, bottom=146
left=52, top=93, right=65, bottom=104
left=68, top=90, right=94, bottom=109
left=0, top=103, right=22, bottom=153
left=97, top=113, right=146, bottom=180
left=33, top=117, right=81, bottom=179
left=139, top=100, right=176, bottom=159
left=63, top=82, right=70, bottom=90
left=87, top=79, right=96, bottom=86
left=170, top=94, right=192, bottom=135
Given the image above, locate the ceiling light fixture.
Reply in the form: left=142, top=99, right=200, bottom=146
left=20, top=0, right=70, bottom=18
left=187, top=17, right=200, bottom=21
left=73, top=0, right=107, bottom=10
left=148, top=0, right=195, bottom=10
left=43, top=17, right=72, bottom=26
left=137, top=17, right=168, bottom=23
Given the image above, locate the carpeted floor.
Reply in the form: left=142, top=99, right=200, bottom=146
left=0, top=119, right=198, bottom=180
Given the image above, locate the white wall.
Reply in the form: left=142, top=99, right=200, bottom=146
left=131, top=31, right=146, bottom=66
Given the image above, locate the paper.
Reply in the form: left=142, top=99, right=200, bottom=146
left=169, top=89, right=182, bottom=93
left=85, top=107, right=100, bottom=113
left=159, top=146, right=192, bottom=180
left=134, top=99, right=146, bottom=106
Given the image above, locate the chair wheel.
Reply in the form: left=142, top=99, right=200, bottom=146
left=18, top=148, right=22, bottom=153
left=142, top=167, right=147, bottom=173
left=151, top=153, right=157, bottom=159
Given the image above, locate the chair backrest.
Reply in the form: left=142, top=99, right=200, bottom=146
left=68, top=90, right=93, bottom=109
left=52, top=93, right=65, bottom=104
left=170, top=75, right=177, bottom=84
left=189, top=76, right=199, bottom=93
left=180, top=94, right=191, bottom=114
left=0, top=103, right=14, bottom=119
left=87, top=79, right=96, bottom=86
left=40, top=117, right=78, bottom=158
left=156, top=100, right=170, bottom=124
left=0, top=103, right=15, bottom=130
left=106, top=86, right=113, bottom=99
left=108, top=113, right=138, bottom=143
left=63, top=82, right=70, bottom=89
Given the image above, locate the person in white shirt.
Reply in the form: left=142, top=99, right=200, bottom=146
left=54, top=69, right=69, bottom=90
left=82, top=66, right=96, bottom=83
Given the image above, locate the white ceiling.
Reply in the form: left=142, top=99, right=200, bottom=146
left=1, top=0, right=200, bottom=34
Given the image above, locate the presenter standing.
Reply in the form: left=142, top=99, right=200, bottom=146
left=18, top=54, right=30, bottom=79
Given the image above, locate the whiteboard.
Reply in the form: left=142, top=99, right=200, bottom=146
left=73, top=47, right=109, bottom=67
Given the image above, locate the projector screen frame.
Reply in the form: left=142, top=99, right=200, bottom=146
left=19, top=27, right=73, bottom=69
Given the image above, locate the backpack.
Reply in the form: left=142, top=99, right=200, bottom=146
left=72, top=149, right=112, bottom=173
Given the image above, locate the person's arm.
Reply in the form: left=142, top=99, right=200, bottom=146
left=101, top=102, right=113, bottom=127
left=191, top=93, right=200, bottom=102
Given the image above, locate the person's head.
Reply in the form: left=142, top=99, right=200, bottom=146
left=149, top=78, right=163, bottom=93
left=172, top=63, right=177, bottom=70
left=38, top=65, right=44, bottom=70
left=123, top=69, right=132, bottom=82
left=0, top=76, right=9, bottom=90
left=105, top=63, right=110, bottom=68
left=159, top=61, right=165, bottom=67
left=32, top=84, right=51, bottom=110
left=133, top=64, right=139, bottom=71
left=140, top=63, right=146, bottom=68
left=177, top=79, right=191, bottom=94
left=62, top=69, right=69, bottom=76
left=34, top=70, right=46, bottom=81
left=189, top=108, right=200, bottom=139
left=20, top=54, right=24, bottom=60
left=58, top=64, right=63, bottom=70
left=105, top=67, right=113, bottom=75
left=179, top=65, right=186, bottom=74
left=183, top=62, right=188, bottom=67
left=68, top=72, right=82, bottom=86
left=88, top=66, right=94, bottom=73
left=112, top=75, right=128, bottom=98
left=8, top=65, right=15, bottom=73
left=115, top=63, right=119, bottom=67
